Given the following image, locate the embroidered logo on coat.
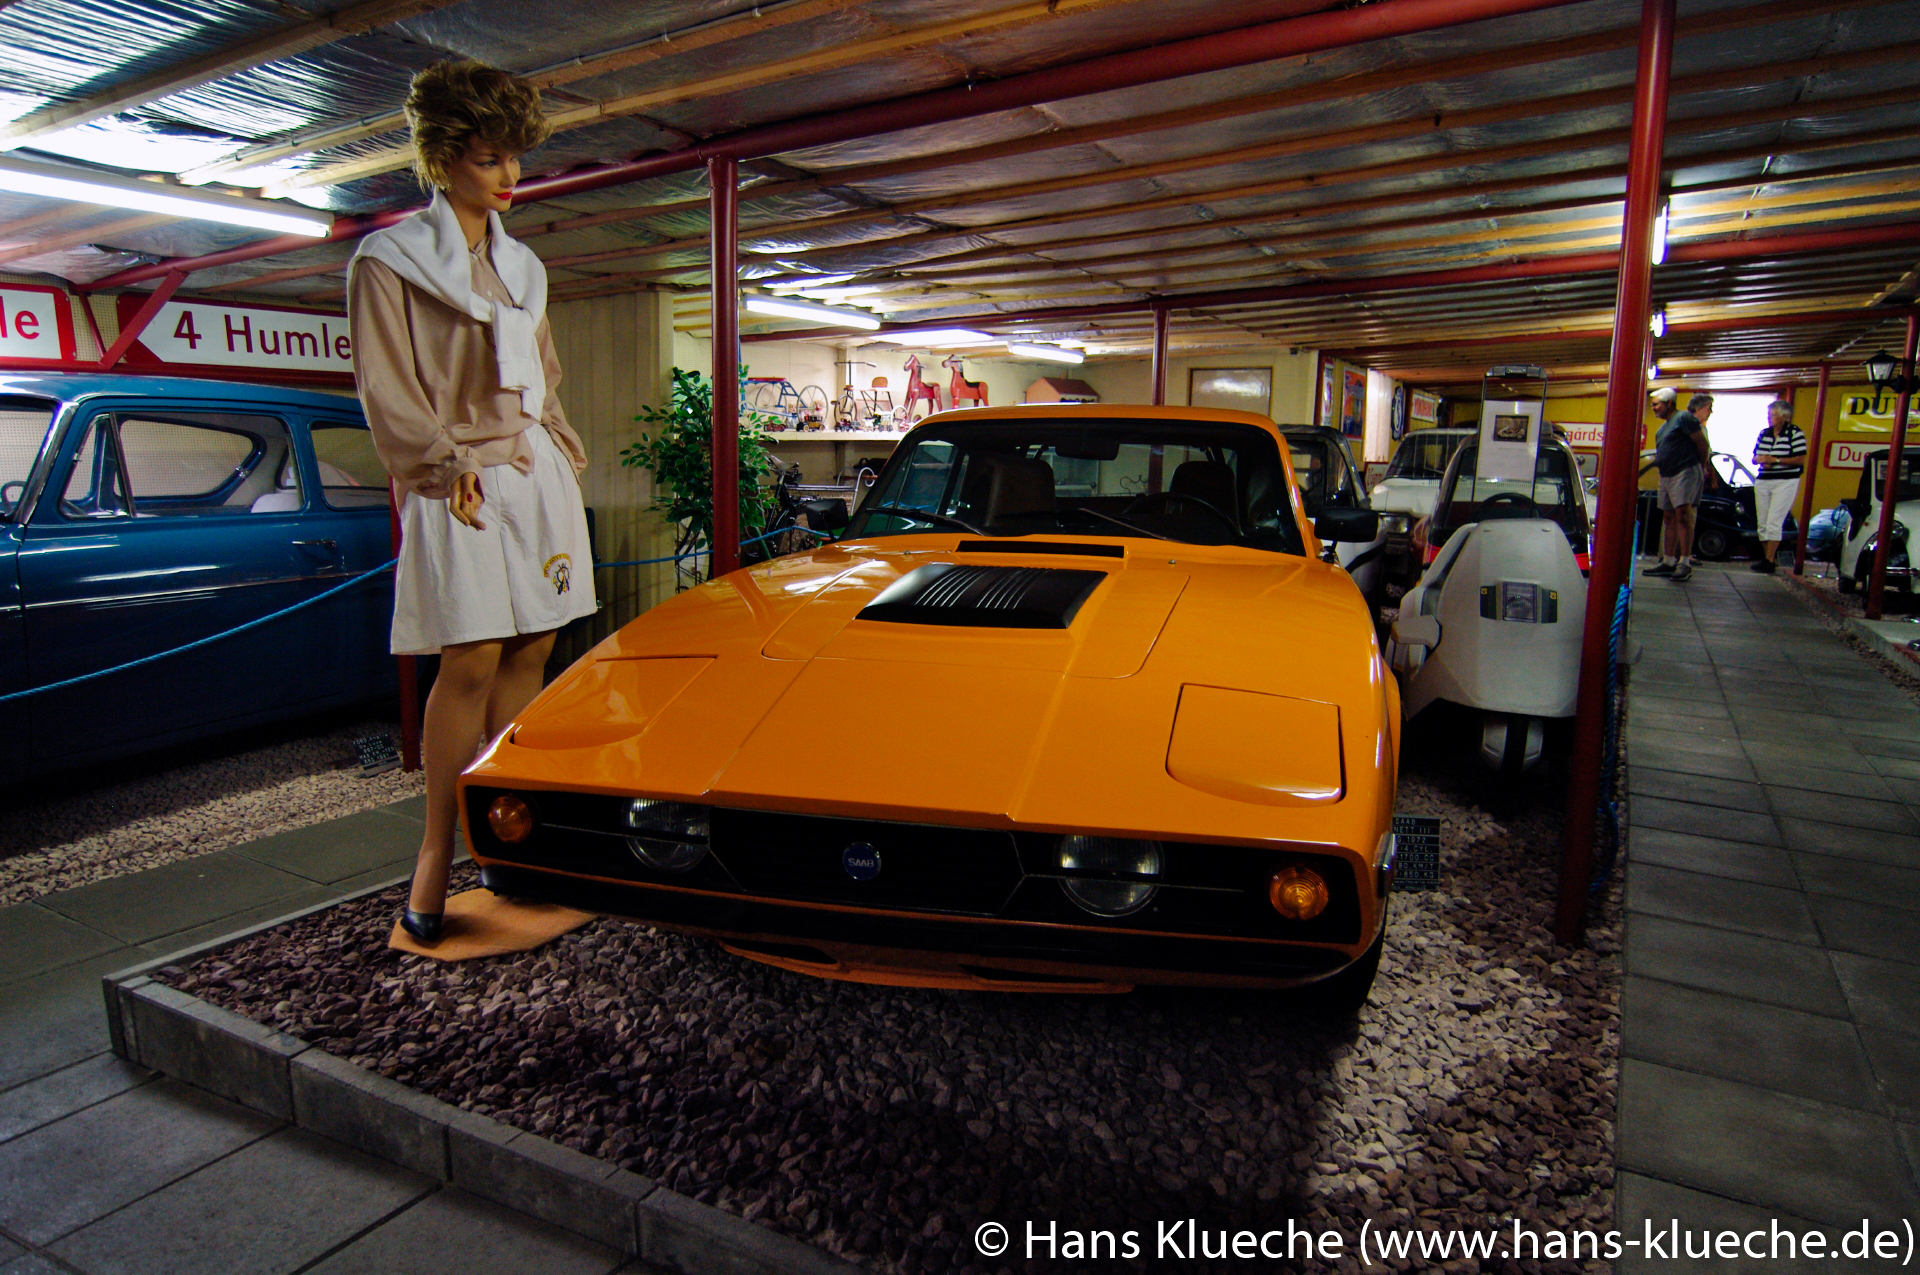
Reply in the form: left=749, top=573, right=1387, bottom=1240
left=543, top=553, right=572, bottom=595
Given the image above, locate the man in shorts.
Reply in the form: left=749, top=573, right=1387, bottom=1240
left=1645, top=389, right=1715, bottom=581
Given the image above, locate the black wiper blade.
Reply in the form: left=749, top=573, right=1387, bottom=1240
left=862, top=504, right=991, bottom=536
left=1073, top=506, right=1171, bottom=541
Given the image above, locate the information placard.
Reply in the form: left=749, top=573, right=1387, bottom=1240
left=1390, top=814, right=1442, bottom=891
left=117, top=296, right=354, bottom=374
left=0, top=283, right=78, bottom=363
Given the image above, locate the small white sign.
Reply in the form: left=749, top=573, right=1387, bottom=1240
left=1477, top=397, right=1542, bottom=482
left=0, top=284, right=73, bottom=361
left=124, top=299, right=354, bottom=373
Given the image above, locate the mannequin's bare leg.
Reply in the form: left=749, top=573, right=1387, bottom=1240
left=410, top=638, right=503, bottom=916
left=486, top=629, right=559, bottom=738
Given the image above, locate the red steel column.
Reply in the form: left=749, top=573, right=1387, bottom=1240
left=1867, top=312, right=1920, bottom=619
left=710, top=157, right=742, bottom=580
left=1793, top=362, right=1830, bottom=576
left=1150, top=305, right=1171, bottom=405
left=1555, top=0, right=1675, bottom=946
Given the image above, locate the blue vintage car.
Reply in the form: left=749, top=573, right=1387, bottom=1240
left=1, top=373, right=396, bottom=778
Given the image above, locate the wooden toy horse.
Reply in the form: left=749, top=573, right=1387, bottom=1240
left=900, top=354, right=943, bottom=422
left=944, top=354, right=989, bottom=408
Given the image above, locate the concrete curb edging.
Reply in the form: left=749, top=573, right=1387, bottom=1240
left=100, top=897, right=859, bottom=1273
left=1777, top=570, right=1920, bottom=668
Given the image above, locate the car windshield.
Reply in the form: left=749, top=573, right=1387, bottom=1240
left=845, top=417, right=1305, bottom=554
left=1433, top=440, right=1590, bottom=547
left=1864, top=453, right=1920, bottom=505
left=0, top=395, right=57, bottom=517
left=1384, top=430, right=1469, bottom=480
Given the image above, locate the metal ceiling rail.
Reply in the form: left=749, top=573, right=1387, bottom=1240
left=84, top=0, right=1586, bottom=292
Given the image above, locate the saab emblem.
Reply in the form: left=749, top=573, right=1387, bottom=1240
left=842, top=842, right=881, bottom=881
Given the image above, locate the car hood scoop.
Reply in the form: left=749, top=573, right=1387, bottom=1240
left=856, top=562, right=1106, bottom=629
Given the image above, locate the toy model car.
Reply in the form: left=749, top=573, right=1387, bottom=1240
left=1370, top=426, right=1473, bottom=587
left=0, top=373, right=395, bottom=778
left=1836, top=447, right=1920, bottom=595
left=1386, top=433, right=1592, bottom=774
left=1283, top=424, right=1388, bottom=612
left=462, top=405, right=1398, bottom=1001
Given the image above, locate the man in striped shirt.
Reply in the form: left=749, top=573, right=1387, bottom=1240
left=1750, top=399, right=1807, bottom=573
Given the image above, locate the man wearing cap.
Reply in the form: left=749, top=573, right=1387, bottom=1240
left=1749, top=398, right=1806, bottom=574
left=1645, top=389, right=1716, bottom=581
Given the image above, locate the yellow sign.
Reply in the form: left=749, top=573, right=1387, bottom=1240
left=1837, top=389, right=1920, bottom=435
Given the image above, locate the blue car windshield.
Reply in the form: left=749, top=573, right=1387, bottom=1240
left=845, top=418, right=1305, bottom=554
left=0, top=395, right=57, bottom=518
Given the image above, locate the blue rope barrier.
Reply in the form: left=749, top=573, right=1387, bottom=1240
left=1591, top=511, right=1643, bottom=894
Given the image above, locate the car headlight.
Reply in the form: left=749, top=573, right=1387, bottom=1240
left=625, top=799, right=710, bottom=872
left=488, top=794, right=535, bottom=844
left=1268, top=865, right=1330, bottom=920
left=1894, top=521, right=1909, bottom=544
left=1057, top=836, right=1161, bottom=916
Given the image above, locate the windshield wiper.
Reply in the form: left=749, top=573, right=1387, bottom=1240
left=1073, top=507, right=1171, bottom=541
left=861, top=505, right=990, bottom=536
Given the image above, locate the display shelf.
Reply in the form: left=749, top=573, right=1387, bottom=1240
left=762, top=430, right=907, bottom=442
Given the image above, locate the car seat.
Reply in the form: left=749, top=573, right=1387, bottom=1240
left=964, top=453, right=1056, bottom=525
left=1170, top=459, right=1239, bottom=528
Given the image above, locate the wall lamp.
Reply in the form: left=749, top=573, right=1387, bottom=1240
left=1864, top=348, right=1916, bottom=415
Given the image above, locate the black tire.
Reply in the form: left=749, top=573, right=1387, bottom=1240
left=1838, top=567, right=1856, bottom=594
left=1695, top=526, right=1730, bottom=560
left=1499, top=713, right=1532, bottom=776
left=1294, top=923, right=1385, bottom=1016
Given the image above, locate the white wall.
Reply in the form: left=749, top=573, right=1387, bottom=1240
left=1076, top=348, right=1319, bottom=421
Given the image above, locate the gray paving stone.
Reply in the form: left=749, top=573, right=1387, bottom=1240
left=0, top=948, right=139, bottom=1092
left=1638, top=717, right=1745, bottom=746
left=305, top=1188, right=624, bottom=1275
left=1750, top=760, right=1896, bottom=798
left=1617, top=1060, right=1920, bottom=1228
left=1627, top=743, right=1758, bottom=782
left=0, top=1236, right=18, bottom=1264
left=1809, top=894, right=1920, bottom=966
left=1860, top=1027, right=1920, bottom=1121
left=36, top=852, right=313, bottom=947
left=1766, top=786, right=1920, bottom=833
left=1778, top=818, right=1920, bottom=869
left=1844, top=717, right=1920, bottom=742
left=47, top=1127, right=430, bottom=1275
left=0, top=1054, right=151, bottom=1145
left=382, top=795, right=428, bottom=823
left=1624, top=915, right=1848, bottom=1017
left=0, top=1256, right=68, bottom=1275
left=1627, top=769, right=1768, bottom=812
left=1868, top=755, right=1920, bottom=781
left=0, top=1079, right=276, bottom=1246
left=1793, top=852, right=1920, bottom=911
left=1848, top=734, right=1920, bottom=762
left=1631, top=796, right=1782, bottom=847
left=1745, top=739, right=1878, bottom=774
left=1620, top=977, right=1882, bottom=1114
left=1833, top=952, right=1920, bottom=1036
left=1626, top=865, right=1819, bottom=944
left=1629, top=693, right=1730, bottom=721
left=233, top=809, right=423, bottom=886
left=1614, top=1172, right=1886, bottom=1275
left=1628, top=828, right=1799, bottom=889
left=0, top=905, right=122, bottom=986
left=127, top=885, right=341, bottom=964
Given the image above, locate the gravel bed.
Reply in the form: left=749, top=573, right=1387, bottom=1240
left=0, top=713, right=423, bottom=906
left=163, top=758, right=1622, bottom=1274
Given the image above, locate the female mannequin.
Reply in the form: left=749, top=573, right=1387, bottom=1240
left=348, top=61, right=595, bottom=944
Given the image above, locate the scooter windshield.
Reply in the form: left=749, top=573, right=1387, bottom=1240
left=1430, top=441, right=1591, bottom=551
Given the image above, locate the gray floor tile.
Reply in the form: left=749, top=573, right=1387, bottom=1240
left=0, top=1256, right=69, bottom=1275
left=0, top=905, right=122, bottom=987
left=1793, top=852, right=1920, bottom=911
left=1745, top=739, right=1878, bottom=774
left=1845, top=717, right=1920, bottom=742
left=0, top=1054, right=152, bottom=1145
left=1632, top=796, right=1782, bottom=847
left=1629, top=693, right=1730, bottom=721
left=1766, top=786, right=1920, bottom=833
left=232, top=809, right=423, bottom=886
left=382, top=795, right=427, bottom=822
left=1809, top=894, right=1920, bottom=966
left=1637, top=717, right=1745, bottom=746
left=34, top=851, right=313, bottom=947
left=1849, top=734, right=1920, bottom=762
left=48, top=1128, right=431, bottom=1275
left=1750, top=760, right=1896, bottom=798
left=1617, top=1060, right=1920, bottom=1228
left=0, top=1079, right=277, bottom=1246
left=0, top=948, right=140, bottom=1092
left=1624, top=915, right=1849, bottom=1017
left=1861, top=1027, right=1920, bottom=1121
left=304, top=1188, right=623, bottom=1275
left=1627, top=743, right=1758, bottom=782
left=1627, top=769, right=1768, bottom=812
left=1869, top=755, right=1920, bottom=781
left=1626, top=865, right=1820, bottom=944
left=0, top=1237, right=17, bottom=1265
left=1779, top=819, right=1920, bottom=869
left=1629, top=827, right=1799, bottom=888
left=1615, top=1174, right=1888, bottom=1275
left=1833, top=952, right=1920, bottom=1036
left=1620, top=977, right=1882, bottom=1113
left=131, top=884, right=340, bottom=964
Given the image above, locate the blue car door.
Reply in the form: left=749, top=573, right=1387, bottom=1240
left=18, top=401, right=337, bottom=768
left=0, top=396, right=61, bottom=775
left=298, top=414, right=396, bottom=701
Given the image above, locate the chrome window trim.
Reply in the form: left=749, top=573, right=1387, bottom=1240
left=22, top=572, right=368, bottom=611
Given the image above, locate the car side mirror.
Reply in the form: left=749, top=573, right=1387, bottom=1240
left=1315, top=508, right=1380, bottom=543
left=1391, top=614, right=1440, bottom=649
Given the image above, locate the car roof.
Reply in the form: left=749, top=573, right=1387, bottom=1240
left=908, top=401, right=1286, bottom=443
left=0, top=372, right=360, bottom=414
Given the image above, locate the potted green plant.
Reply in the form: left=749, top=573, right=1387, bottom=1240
left=621, top=366, right=778, bottom=580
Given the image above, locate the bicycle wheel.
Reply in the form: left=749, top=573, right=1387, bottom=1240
left=799, top=385, right=829, bottom=430
left=743, top=381, right=779, bottom=416
left=832, top=386, right=860, bottom=430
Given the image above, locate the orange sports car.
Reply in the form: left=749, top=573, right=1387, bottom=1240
left=461, top=405, right=1400, bottom=1001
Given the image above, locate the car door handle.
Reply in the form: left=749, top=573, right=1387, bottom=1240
left=292, top=538, right=339, bottom=551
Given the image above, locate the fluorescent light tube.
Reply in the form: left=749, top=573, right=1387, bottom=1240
left=0, top=154, right=331, bottom=238
left=1651, top=203, right=1669, bottom=266
left=874, top=329, right=993, bottom=346
left=743, top=295, right=881, bottom=329
left=1006, top=342, right=1085, bottom=364
left=1649, top=309, right=1667, bottom=338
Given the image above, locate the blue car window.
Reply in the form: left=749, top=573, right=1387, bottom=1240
left=113, top=412, right=294, bottom=516
left=310, top=421, right=389, bottom=510
left=1, top=400, right=54, bottom=517
left=60, top=418, right=130, bottom=519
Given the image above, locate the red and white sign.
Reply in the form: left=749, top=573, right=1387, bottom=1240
left=1559, top=422, right=1605, bottom=450
left=0, top=284, right=78, bottom=363
left=1827, top=439, right=1881, bottom=470
left=116, top=296, right=353, bottom=374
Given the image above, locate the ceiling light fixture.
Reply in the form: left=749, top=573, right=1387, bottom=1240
left=1006, top=342, right=1086, bottom=364
left=1651, top=201, right=1670, bottom=266
left=874, top=329, right=993, bottom=346
left=1649, top=309, right=1667, bottom=338
left=743, top=295, right=882, bottom=330
left=0, top=154, right=331, bottom=238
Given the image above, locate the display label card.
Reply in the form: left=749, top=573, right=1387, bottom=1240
left=1391, top=814, right=1442, bottom=890
left=355, top=732, right=401, bottom=777
left=1476, top=397, right=1543, bottom=483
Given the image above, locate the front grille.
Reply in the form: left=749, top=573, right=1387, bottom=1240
left=711, top=808, right=1023, bottom=914
left=857, top=563, right=1105, bottom=628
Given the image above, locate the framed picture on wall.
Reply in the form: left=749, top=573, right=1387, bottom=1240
left=1189, top=367, right=1273, bottom=415
left=1410, top=390, right=1441, bottom=424
left=1319, top=360, right=1337, bottom=429
left=1340, top=368, right=1367, bottom=440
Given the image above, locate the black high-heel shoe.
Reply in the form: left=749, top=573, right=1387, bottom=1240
left=400, top=909, right=443, bottom=944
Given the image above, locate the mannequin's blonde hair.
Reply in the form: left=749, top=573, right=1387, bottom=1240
left=405, top=61, right=550, bottom=190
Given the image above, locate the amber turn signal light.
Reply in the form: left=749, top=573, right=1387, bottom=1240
left=487, top=793, right=535, bottom=843
left=1268, top=865, right=1330, bottom=920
